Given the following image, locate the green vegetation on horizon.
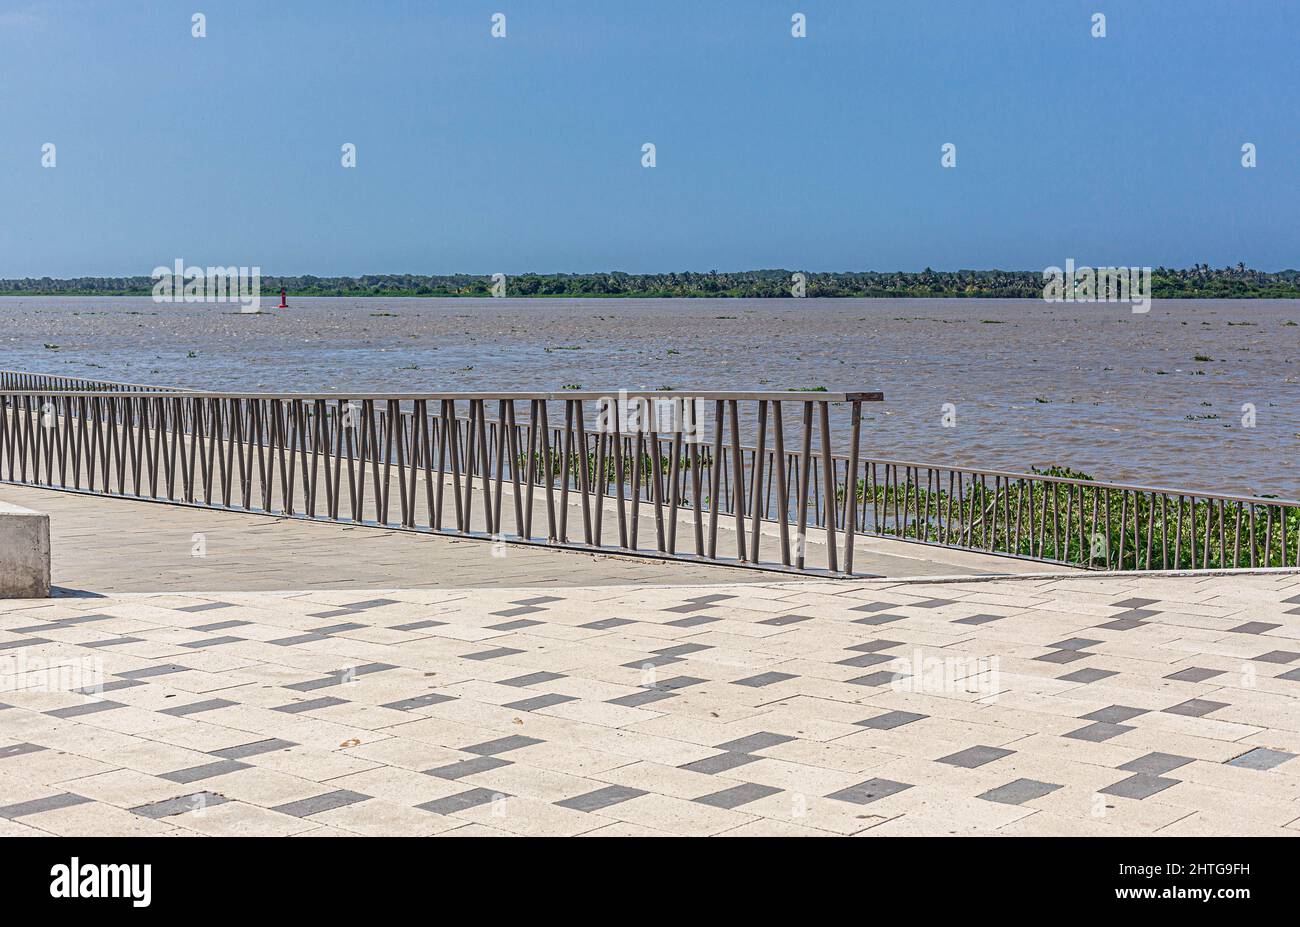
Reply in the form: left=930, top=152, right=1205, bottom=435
left=3, top=264, right=1300, bottom=298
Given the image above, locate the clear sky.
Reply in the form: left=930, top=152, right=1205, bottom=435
left=1, top=0, right=1297, bottom=276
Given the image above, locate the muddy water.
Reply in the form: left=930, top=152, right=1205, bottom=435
left=1, top=296, right=1296, bottom=497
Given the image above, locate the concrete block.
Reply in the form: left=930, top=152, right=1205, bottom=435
left=0, top=500, right=51, bottom=598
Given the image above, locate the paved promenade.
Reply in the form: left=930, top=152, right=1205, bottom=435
left=2, top=571, right=1298, bottom=836
left=0, top=485, right=765, bottom=592
left=0, top=486, right=1061, bottom=593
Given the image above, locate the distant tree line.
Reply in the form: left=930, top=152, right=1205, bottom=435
left=2, top=265, right=1298, bottom=298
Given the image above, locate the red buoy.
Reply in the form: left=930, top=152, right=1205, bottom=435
left=278, top=287, right=288, bottom=309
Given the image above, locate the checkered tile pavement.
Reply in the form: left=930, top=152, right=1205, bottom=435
left=2, top=573, right=1300, bottom=836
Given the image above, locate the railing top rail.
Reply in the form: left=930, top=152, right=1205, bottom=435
left=0, top=369, right=169, bottom=390
left=1, top=387, right=883, bottom=402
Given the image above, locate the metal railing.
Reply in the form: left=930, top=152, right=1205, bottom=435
left=3, top=370, right=1298, bottom=575
left=0, top=379, right=882, bottom=576
left=0, top=369, right=167, bottom=393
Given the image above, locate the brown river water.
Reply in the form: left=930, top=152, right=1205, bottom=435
left=1, top=297, right=1296, bottom=498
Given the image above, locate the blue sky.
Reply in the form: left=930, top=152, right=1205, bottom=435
left=1, top=0, right=1297, bottom=276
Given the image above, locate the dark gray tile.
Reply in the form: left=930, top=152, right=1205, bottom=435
left=1081, top=705, right=1149, bottom=724
left=621, top=654, right=683, bottom=669
left=308, top=607, right=361, bottom=619
left=689, top=593, right=736, bottom=605
left=0, top=792, right=92, bottom=819
left=606, top=690, right=675, bottom=708
left=45, top=700, right=124, bottom=718
left=978, top=778, right=1063, bottom=805
left=579, top=618, right=636, bottom=631
left=909, top=597, right=957, bottom=609
left=176, top=602, right=233, bottom=613
left=462, top=647, right=525, bottom=661
left=345, top=598, right=399, bottom=611
left=390, top=619, right=447, bottom=631
left=337, top=662, right=395, bottom=678
left=0, top=742, right=47, bottom=759
left=417, top=788, right=506, bottom=815
left=131, top=791, right=228, bottom=818
left=1096, top=618, right=1147, bottom=632
left=652, top=643, right=713, bottom=658
left=1035, top=649, right=1092, bottom=664
left=1164, top=666, right=1224, bottom=683
left=937, top=745, right=1014, bottom=768
left=1120, top=752, right=1194, bottom=775
left=662, top=601, right=715, bottom=614
left=1048, top=637, right=1104, bottom=651
left=211, top=738, right=297, bottom=760
left=381, top=693, right=455, bottom=711
left=1101, top=773, right=1179, bottom=800
left=487, top=618, right=543, bottom=631
left=555, top=785, right=646, bottom=812
left=1252, top=651, right=1300, bottom=664
left=679, top=752, right=761, bottom=775
left=309, top=618, right=379, bottom=631
left=512, top=595, right=562, bottom=606
left=853, top=614, right=905, bottom=627
left=190, top=619, right=251, bottom=633
left=1112, top=597, right=1158, bottom=609
left=665, top=614, right=720, bottom=627
left=642, top=676, right=706, bottom=692
left=271, top=790, right=369, bottom=817
left=424, top=756, right=513, bottom=780
left=1064, top=721, right=1135, bottom=742
left=849, top=601, right=899, bottom=613
left=1162, top=698, right=1229, bottom=718
left=693, top=782, right=781, bottom=809
left=160, top=759, right=250, bottom=784
left=0, top=637, right=50, bottom=651
left=836, top=653, right=893, bottom=669
left=826, top=778, right=912, bottom=805
left=159, top=698, right=237, bottom=717
left=503, top=693, right=576, bottom=712
left=714, top=732, right=795, bottom=753
left=953, top=613, right=1004, bottom=626
left=490, top=605, right=545, bottom=619
left=16, top=613, right=115, bottom=633
left=1278, top=667, right=1300, bottom=682
left=1058, top=667, right=1118, bottom=684
left=83, top=637, right=145, bottom=649
left=1226, top=747, right=1295, bottom=771
left=269, top=632, right=331, bottom=647
left=271, top=696, right=349, bottom=714
left=732, top=671, right=797, bottom=688
left=461, top=735, right=542, bottom=756
left=116, top=664, right=188, bottom=679
left=284, top=675, right=345, bottom=692
left=846, top=670, right=899, bottom=686
left=72, top=679, right=143, bottom=695
left=1110, top=607, right=1159, bottom=621
left=179, top=635, right=243, bottom=648
left=856, top=710, right=927, bottom=730
left=846, top=639, right=904, bottom=653
left=498, top=671, right=566, bottom=688
left=758, top=614, right=812, bottom=626
left=1228, top=622, right=1281, bottom=635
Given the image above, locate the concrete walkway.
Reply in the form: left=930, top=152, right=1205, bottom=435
left=1, top=571, right=1298, bottom=836
left=0, top=485, right=1060, bottom=594
left=0, top=485, right=766, bottom=593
